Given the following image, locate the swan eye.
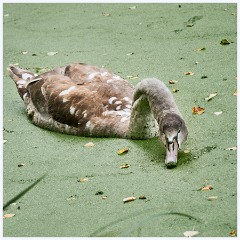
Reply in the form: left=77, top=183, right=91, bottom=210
left=178, top=129, right=181, bottom=133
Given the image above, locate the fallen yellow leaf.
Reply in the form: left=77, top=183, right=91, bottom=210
left=3, top=213, right=15, bottom=219
left=183, top=231, right=199, bottom=237
left=102, top=12, right=111, bottom=17
left=123, top=196, right=136, bottom=203
left=117, top=148, right=129, bottom=155
left=213, top=111, right=223, bottom=116
left=172, top=88, right=179, bottom=93
left=192, top=106, right=205, bottom=115
left=233, top=89, right=237, bottom=96
left=84, top=142, right=95, bottom=147
left=207, top=196, right=218, bottom=201
left=126, top=75, right=138, bottom=80
left=168, top=80, right=178, bottom=84
left=205, top=93, right=217, bottom=101
left=184, top=72, right=194, bottom=75
left=196, top=47, right=206, bottom=51
left=77, top=178, right=89, bottom=183
left=230, top=230, right=236, bottom=237
left=225, top=146, right=237, bottom=151
left=119, top=163, right=130, bottom=169
left=201, top=185, right=213, bottom=191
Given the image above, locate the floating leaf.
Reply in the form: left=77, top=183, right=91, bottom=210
left=225, top=147, right=237, bottom=151
left=230, top=230, right=236, bottom=237
left=102, top=196, right=108, bottom=200
left=233, top=89, right=237, bottom=96
left=77, top=178, right=89, bottom=183
left=220, top=39, right=231, bottom=45
left=18, top=163, right=25, bottom=167
left=214, top=111, right=223, bottom=116
left=95, top=191, right=104, bottom=195
left=47, top=51, right=58, bottom=56
left=196, top=47, right=206, bottom=51
left=172, top=88, right=179, bottom=93
left=169, top=80, right=178, bottom=84
left=3, top=213, right=15, bottom=219
left=119, top=163, right=130, bottom=169
left=66, top=195, right=77, bottom=201
left=201, top=185, right=213, bottom=191
left=117, top=148, right=129, bottom=155
left=207, top=196, right=218, bottom=201
left=184, top=72, right=194, bottom=75
left=201, top=75, right=208, bottom=79
left=139, top=195, right=147, bottom=200
left=102, top=12, right=111, bottom=17
left=3, top=140, right=7, bottom=144
left=183, top=230, right=199, bottom=237
left=123, top=196, right=136, bottom=203
left=128, top=6, right=137, bottom=10
left=192, top=106, right=205, bottom=115
left=183, top=150, right=190, bottom=154
left=84, top=142, right=95, bottom=147
left=21, top=51, right=28, bottom=55
left=126, top=75, right=138, bottom=80
left=33, top=67, right=49, bottom=74
left=205, top=93, right=217, bottom=101
left=126, top=52, right=134, bottom=56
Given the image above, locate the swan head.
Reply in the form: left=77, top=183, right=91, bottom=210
left=160, top=113, right=188, bottom=168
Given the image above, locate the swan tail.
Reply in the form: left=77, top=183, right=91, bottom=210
left=7, top=64, right=35, bottom=100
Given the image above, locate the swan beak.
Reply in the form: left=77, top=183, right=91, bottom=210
left=165, top=140, right=179, bottom=168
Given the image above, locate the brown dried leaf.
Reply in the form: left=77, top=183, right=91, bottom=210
left=120, top=163, right=130, bottom=169
left=192, top=106, right=205, bottom=115
left=230, top=230, right=236, bottom=237
left=201, top=185, right=213, bottom=191
left=233, top=89, right=237, bottom=96
left=220, top=39, right=231, bottom=45
left=3, top=213, right=15, bottom=219
left=205, top=93, right=217, bottom=101
left=117, top=148, right=129, bottom=155
left=139, top=195, right=147, bottom=199
left=84, top=142, right=95, bottom=147
left=123, top=196, right=136, bottom=203
left=184, top=71, right=194, bottom=75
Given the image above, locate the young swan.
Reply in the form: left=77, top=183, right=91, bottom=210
left=128, top=78, right=188, bottom=167
left=7, top=64, right=188, bottom=167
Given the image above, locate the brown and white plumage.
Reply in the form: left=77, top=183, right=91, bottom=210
left=8, top=63, right=188, bottom=167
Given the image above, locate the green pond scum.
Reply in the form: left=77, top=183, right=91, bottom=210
left=3, top=3, right=237, bottom=237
